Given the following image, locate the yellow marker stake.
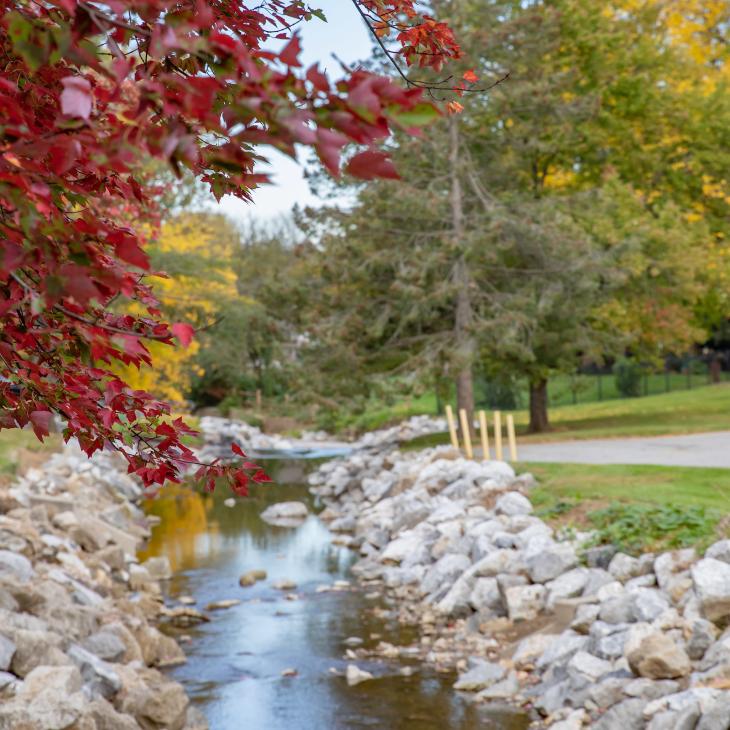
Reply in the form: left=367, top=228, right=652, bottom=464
left=478, top=410, right=489, bottom=461
left=459, top=408, right=473, bottom=459
left=494, top=410, right=503, bottom=461
left=507, top=414, right=518, bottom=462
left=445, top=405, right=459, bottom=450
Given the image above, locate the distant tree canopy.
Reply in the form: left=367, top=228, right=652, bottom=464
left=296, top=0, right=730, bottom=432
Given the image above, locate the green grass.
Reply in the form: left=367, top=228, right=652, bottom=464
left=525, top=461, right=730, bottom=554
left=404, top=382, right=730, bottom=448
left=344, top=369, right=725, bottom=433
left=0, top=429, right=60, bottom=476
left=507, top=370, right=724, bottom=409
left=526, top=462, right=730, bottom=511
left=345, top=391, right=439, bottom=432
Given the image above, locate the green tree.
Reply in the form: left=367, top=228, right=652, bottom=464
left=301, top=0, right=721, bottom=432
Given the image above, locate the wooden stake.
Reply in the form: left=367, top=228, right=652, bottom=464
left=445, top=405, right=459, bottom=450
left=255, top=388, right=262, bottom=410
left=459, top=408, right=473, bottom=459
left=494, top=410, right=503, bottom=461
left=507, top=414, right=518, bottom=462
left=479, top=410, right=489, bottom=461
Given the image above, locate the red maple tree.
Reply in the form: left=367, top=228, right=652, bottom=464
left=0, top=1, right=462, bottom=493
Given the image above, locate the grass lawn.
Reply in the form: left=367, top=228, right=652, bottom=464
left=405, top=382, right=730, bottom=448
left=0, top=429, right=61, bottom=476
left=523, top=461, right=730, bottom=554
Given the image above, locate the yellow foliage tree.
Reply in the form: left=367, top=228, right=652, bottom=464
left=116, top=213, right=242, bottom=404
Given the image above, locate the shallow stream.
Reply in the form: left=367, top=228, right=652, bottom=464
left=139, top=459, right=530, bottom=730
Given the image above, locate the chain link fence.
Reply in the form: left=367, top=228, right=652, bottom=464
left=466, top=354, right=730, bottom=411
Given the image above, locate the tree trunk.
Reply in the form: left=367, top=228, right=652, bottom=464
left=529, top=379, right=549, bottom=432
left=449, top=118, right=475, bottom=437
left=710, top=355, right=722, bottom=384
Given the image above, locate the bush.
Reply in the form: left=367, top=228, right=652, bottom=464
left=588, top=502, right=719, bottom=554
left=614, top=358, right=643, bottom=398
left=476, top=376, right=520, bottom=409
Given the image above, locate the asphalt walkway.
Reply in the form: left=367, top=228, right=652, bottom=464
left=514, top=431, right=730, bottom=468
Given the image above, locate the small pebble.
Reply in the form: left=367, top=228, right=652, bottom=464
left=205, top=599, right=241, bottom=611
left=346, top=664, right=374, bottom=686
left=239, top=569, right=267, bottom=587
left=272, top=579, right=297, bottom=590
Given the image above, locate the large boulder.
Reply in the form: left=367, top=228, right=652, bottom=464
left=627, top=632, right=691, bottom=679
left=0, top=635, right=15, bottom=672
left=608, top=553, right=641, bottom=582
left=67, top=644, right=122, bottom=699
left=0, top=550, right=34, bottom=583
left=86, top=699, right=139, bottom=730
left=512, top=633, right=557, bottom=668
left=686, top=619, right=718, bottom=661
left=82, top=630, right=128, bottom=663
left=593, top=698, right=646, bottom=730
left=545, top=568, right=589, bottom=609
left=599, top=594, right=635, bottom=624
left=10, top=628, right=69, bottom=677
left=494, top=492, right=532, bottom=517
left=380, top=530, right=428, bottom=565
left=655, top=549, right=696, bottom=591
left=132, top=625, right=186, bottom=668
left=567, top=651, right=614, bottom=682
left=453, top=659, right=505, bottom=692
left=142, top=556, right=172, bottom=581
left=0, top=665, right=86, bottom=730
left=259, top=501, right=309, bottom=526
left=535, top=631, right=589, bottom=670
left=469, top=577, right=502, bottom=614
left=472, top=549, right=526, bottom=577
left=420, top=553, right=471, bottom=597
left=705, top=539, right=730, bottom=564
left=691, top=558, right=730, bottom=625
left=504, top=584, right=546, bottom=621
left=116, top=666, right=189, bottom=730
left=630, top=588, right=670, bottom=622
left=434, top=575, right=474, bottom=617
left=526, top=542, right=577, bottom=583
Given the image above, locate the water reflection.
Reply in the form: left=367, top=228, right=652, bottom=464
left=140, top=460, right=529, bottom=730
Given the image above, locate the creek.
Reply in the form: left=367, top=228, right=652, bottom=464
left=139, top=458, right=530, bottom=730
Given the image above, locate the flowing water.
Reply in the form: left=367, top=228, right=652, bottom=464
left=139, top=459, right=530, bottom=730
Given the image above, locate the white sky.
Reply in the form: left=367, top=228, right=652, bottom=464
left=217, top=2, right=373, bottom=225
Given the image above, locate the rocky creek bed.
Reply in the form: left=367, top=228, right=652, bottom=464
left=0, top=444, right=206, bottom=730
left=1, top=419, right=729, bottom=729
left=308, top=445, right=730, bottom=729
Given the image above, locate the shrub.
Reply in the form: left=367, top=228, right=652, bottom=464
left=613, top=358, right=643, bottom=398
left=477, top=376, right=520, bottom=409
left=588, top=502, right=719, bottom=554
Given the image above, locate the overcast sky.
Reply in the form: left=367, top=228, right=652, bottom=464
left=217, top=2, right=373, bottom=225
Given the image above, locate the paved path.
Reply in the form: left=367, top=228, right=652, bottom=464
left=515, top=431, right=730, bottom=468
